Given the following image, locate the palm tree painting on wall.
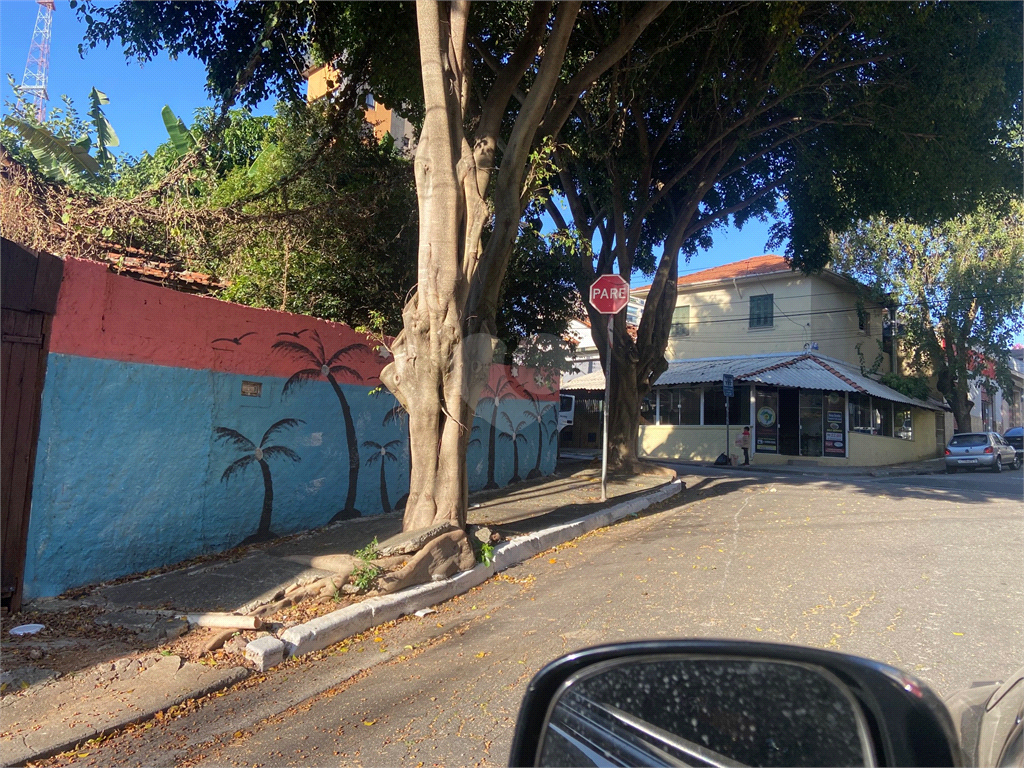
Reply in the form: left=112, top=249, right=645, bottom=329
left=382, top=395, right=408, bottom=436
left=526, top=395, right=556, bottom=480
left=478, top=376, right=518, bottom=490
left=214, top=418, right=304, bottom=544
left=362, top=438, right=403, bottom=514
left=374, top=391, right=411, bottom=510
left=273, top=329, right=375, bottom=521
left=498, top=412, right=530, bottom=485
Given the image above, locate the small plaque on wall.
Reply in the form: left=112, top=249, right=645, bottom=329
left=241, top=380, right=263, bottom=398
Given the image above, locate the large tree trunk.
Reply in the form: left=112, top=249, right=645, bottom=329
left=381, top=0, right=663, bottom=532
left=937, top=365, right=974, bottom=433
left=380, top=1, right=494, bottom=531
left=934, top=323, right=976, bottom=433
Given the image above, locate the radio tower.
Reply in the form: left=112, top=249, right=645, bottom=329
left=21, top=0, right=56, bottom=122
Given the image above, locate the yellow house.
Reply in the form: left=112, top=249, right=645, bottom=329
left=304, top=63, right=416, bottom=151
left=566, top=255, right=949, bottom=467
left=635, top=254, right=892, bottom=365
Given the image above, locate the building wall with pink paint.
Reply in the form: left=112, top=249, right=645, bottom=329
left=24, top=260, right=558, bottom=599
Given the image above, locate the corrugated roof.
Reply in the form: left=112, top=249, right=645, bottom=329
left=562, top=368, right=608, bottom=390
left=562, top=352, right=943, bottom=411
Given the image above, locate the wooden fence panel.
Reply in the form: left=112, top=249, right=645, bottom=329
left=1, top=239, right=62, bottom=613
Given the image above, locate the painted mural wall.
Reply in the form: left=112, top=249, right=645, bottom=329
left=23, top=259, right=558, bottom=600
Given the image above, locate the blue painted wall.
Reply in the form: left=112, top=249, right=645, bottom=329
left=23, top=354, right=558, bottom=599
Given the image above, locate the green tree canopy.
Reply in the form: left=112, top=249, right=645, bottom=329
left=832, top=202, right=1024, bottom=432
left=545, top=1, right=1022, bottom=466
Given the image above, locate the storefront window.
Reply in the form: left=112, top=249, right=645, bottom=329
left=850, top=393, right=900, bottom=436
left=705, top=385, right=751, bottom=425
left=640, top=394, right=656, bottom=425
left=660, top=387, right=701, bottom=425
left=896, top=409, right=912, bottom=440
left=799, top=390, right=823, bottom=456
left=877, top=399, right=894, bottom=437
left=849, top=393, right=872, bottom=433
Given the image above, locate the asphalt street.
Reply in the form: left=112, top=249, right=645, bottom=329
left=39, top=468, right=1023, bottom=768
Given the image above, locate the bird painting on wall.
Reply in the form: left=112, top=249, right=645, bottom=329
left=212, top=331, right=257, bottom=346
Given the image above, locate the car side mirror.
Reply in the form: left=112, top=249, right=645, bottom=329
left=509, top=640, right=962, bottom=767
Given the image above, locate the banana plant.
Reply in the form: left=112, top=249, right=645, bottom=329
left=1, top=84, right=118, bottom=182
left=88, top=87, right=119, bottom=166
left=0, top=116, right=99, bottom=181
left=161, top=105, right=198, bottom=158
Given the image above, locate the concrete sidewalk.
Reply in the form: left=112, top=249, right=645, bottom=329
left=1, top=464, right=682, bottom=766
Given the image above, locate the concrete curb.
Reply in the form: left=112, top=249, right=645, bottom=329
left=868, top=467, right=945, bottom=477
left=263, top=478, right=685, bottom=666
left=3, top=479, right=684, bottom=765
left=1, top=661, right=249, bottom=766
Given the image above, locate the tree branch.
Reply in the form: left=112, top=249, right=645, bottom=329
left=539, top=2, right=670, bottom=141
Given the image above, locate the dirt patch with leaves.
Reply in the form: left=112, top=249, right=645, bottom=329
left=0, top=606, right=144, bottom=686
left=2, top=525, right=502, bottom=697
left=1, top=555, right=414, bottom=691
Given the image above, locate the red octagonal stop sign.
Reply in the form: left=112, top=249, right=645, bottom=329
left=589, top=274, right=630, bottom=315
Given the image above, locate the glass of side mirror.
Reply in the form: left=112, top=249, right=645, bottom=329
left=536, top=656, right=875, bottom=767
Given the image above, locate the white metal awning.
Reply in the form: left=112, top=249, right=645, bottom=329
left=562, top=352, right=944, bottom=411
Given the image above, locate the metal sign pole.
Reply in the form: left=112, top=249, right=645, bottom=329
left=602, top=315, right=613, bottom=501
left=589, top=273, right=629, bottom=502
left=722, top=373, right=734, bottom=464
left=726, top=395, right=730, bottom=463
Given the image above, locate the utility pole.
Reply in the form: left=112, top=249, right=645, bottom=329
left=21, top=0, right=55, bottom=122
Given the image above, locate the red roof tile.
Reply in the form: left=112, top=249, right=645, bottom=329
left=676, top=254, right=790, bottom=286
left=634, top=254, right=792, bottom=293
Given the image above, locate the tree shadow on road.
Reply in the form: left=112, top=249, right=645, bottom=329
left=658, top=466, right=1022, bottom=507
left=833, top=473, right=1023, bottom=505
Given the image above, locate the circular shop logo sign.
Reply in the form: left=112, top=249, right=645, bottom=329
left=757, top=407, right=777, bottom=427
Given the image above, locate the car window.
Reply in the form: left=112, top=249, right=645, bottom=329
left=949, top=434, right=988, bottom=447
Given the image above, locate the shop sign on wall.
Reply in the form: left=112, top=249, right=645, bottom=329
left=824, top=391, right=846, bottom=457
left=755, top=389, right=778, bottom=453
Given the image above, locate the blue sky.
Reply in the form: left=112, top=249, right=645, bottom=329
left=1, top=0, right=225, bottom=158
left=1, top=0, right=782, bottom=280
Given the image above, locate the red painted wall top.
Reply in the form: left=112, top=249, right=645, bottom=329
left=48, top=259, right=386, bottom=381
left=47, top=258, right=558, bottom=397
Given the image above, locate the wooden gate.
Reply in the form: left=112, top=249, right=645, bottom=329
left=559, top=394, right=605, bottom=450
left=1, top=239, right=63, bottom=614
